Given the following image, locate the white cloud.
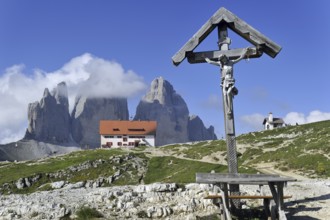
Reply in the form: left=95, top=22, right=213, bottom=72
left=1, top=127, right=27, bottom=145
left=284, top=110, right=330, bottom=125
left=283, top=112, right=306, bottom=125
left=78, top=56, right=146, bottom=98
left=240, top=113, right=265, bottom=131
left=306, top=110, right=330, bottom=123
left=0, top=53, right=147, bottom=144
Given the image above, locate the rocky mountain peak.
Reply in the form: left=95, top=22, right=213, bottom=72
left=135, top=77, right=190, bottom=146
left=43, top=88, right=51, bottom=97
left=135, top=77, right=217, bottom=146
left=143, top=76, right=175, bottom=105
left=24, top=82, right=71, bottom=144
left=52, top=81, right=69, bottom=108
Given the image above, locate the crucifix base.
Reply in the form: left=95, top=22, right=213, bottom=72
left=225, top=133, right=240, bottom=211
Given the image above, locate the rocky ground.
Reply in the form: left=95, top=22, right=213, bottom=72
left=0, top=141, right=329, bottom=219
left=241, top=179, right=330, bottom=220
left=0, top=183, right=219, bottom=220
left=0, top=179, right=329, bottom=219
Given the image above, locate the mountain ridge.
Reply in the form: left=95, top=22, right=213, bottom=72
left=0, top=77, right=217, bottom=161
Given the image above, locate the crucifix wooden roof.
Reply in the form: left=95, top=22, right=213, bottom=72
left=172, top=7, right=282, bottom=66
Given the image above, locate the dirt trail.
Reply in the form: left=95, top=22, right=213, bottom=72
left=134, top=148, right=311, bottom=180
left=253, top=162, right=309, bottom=180
left=141, top=147, right=224, bottom=164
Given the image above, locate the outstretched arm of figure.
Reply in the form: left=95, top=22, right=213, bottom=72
left=232, top=47, right=251, bottom=64
left=205, top=57, right=221, bottom=67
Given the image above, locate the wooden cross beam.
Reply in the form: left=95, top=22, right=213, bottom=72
left=187, top=47, right=263, bottom=64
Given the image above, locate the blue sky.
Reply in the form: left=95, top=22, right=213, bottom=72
left=1, top=0, right=330, bottom=143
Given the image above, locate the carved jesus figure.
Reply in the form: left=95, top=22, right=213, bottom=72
left=205, top=47, right=251, bottom=118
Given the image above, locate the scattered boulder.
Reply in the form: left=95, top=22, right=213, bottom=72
left=64, top=181, right=85, bottom=189
left=15, top=174, right=42, bottom=189
left=51, top=181, right=66, bottom=189
left=15, top=178, right=25, bottom=189
left=144, top=183, right=177, bottom=192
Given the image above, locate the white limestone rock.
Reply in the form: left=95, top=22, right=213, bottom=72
left=51, top=181, right=66, bottom=189
left=144, top=182, right=177, bottom=192
left=0, top=183, right=221, bottom=220
left=64, top=181, right=85, bottom=189
left=15, top=178, right=25, bottom=189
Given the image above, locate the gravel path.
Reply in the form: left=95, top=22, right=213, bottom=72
left=240, top=179, right=330, bottom=219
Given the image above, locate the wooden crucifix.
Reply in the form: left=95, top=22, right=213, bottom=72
left=172, top=7, right=281, bottom=210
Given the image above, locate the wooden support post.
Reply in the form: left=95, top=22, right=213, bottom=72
left=220, top=183, right=232, bottom=220
left=269, top=182, right=279, bottom=209
left=263, top=198, right=271, bottom=218
left=277, top=182, right=285, bottom=210
left=220, top=183, right=230, bottom=210
left=269, top=181, right=288, bottom=219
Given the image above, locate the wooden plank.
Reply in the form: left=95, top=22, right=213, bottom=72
left=221, top=8, right=282, bottom=58
left=187, top=47, right=263, bottom=64
left=198, top=173, right=281, bottom=178
left=204, top=195, right=292, bottom=199
left=196, top=173, right=296, bottom=184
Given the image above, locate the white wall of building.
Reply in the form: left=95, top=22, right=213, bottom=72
left=101, top=134, right=155, bottom=148
left=264, top=122, right=274, bottom=130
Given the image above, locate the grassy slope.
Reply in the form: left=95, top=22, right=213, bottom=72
left=144, top=156, right=227, bottom=184
left=237, top=120, right=330, bottom=177
left=0, top=149, right=123, bottom=184
left=0, top=120, right=329, bottom=194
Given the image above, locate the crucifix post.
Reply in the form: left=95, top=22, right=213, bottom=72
left=217, top=24, right=240, bottom=210
left=218, top=25, right=239, bottom=174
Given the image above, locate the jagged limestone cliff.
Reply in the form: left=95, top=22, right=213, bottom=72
left=24, top=82, right=71, bottom=144
left=71, top=96, right=129, bottom=148
left=135, top=77, right=217, bottom=146
left=188, top=115, right=217, bottom=141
